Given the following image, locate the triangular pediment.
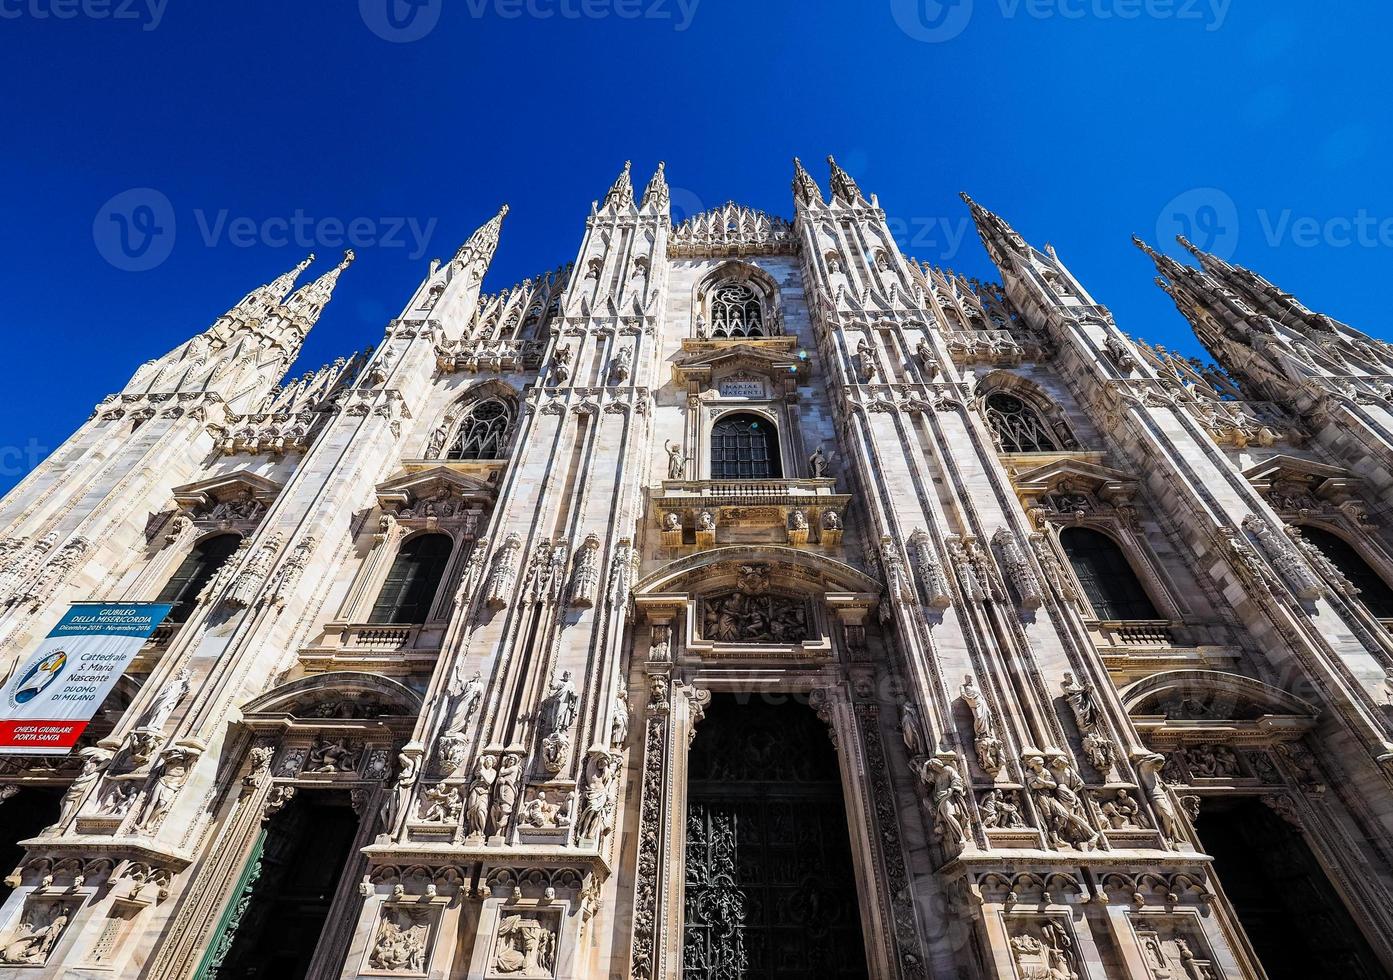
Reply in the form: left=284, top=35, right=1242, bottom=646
left=1011, top=458, right=1137, bottom=500
left=375, top=465, right=497, bottom=510
left=1242, top=454, right=1349, bottom=486
left=171, top=470, right=282, bottom=515
left=673, top=340, right=809, bottom=385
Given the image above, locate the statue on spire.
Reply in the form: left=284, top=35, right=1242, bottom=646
left=792, top=157, right=823, bottom=207
left=604, top=160, right=635, bottom=209
left=826, top=155, right=865, bottom=205
left=640, top=161, right=669, bottom=211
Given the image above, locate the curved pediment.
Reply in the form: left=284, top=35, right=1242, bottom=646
left=1121, top=669, right=1318, bottom=722
left=240, top=671, right=423, bottom=719
left=634, top=545, right=880, bottom=597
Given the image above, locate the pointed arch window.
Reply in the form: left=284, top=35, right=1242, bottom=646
left=447, top=396, right=516, bottom=460
left=709, top=280, right=765, bottom=338
left=710, top=413, right=781, bottom=480
left=1298, top=526, right=1393, bottom=619
left=369, top=534, right=454, bottom=625
left=156, top=533, right=241, bottom=623
left=1060, top=527, right=1159, bottom=621
left=984, top=392, right=1059, bottom=453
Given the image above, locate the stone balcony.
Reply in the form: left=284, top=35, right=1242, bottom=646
left=649, top=478, right=851, bottom=549
left=299, top=621, right=446, bottom=674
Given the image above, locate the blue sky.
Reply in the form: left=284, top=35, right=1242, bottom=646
left=2, top=1, right=1390, bottom=492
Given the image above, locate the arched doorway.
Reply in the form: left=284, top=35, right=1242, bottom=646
left=682, top=693, right=868, bottom=978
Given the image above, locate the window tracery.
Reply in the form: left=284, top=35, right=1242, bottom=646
left=707, top=280, right=765, bottom=338
left=984, top=392, right=1060, bottom=453
left=425, top=390, right=518, bottom=461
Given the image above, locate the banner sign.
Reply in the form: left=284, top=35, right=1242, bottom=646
left=0, top=603, right=171, bottom=754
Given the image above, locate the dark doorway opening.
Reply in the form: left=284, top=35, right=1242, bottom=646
left=683, top=694, right=869, bottom=979
left=1197, top=797, right=1386, bottom=980
left=0, top=787, right=62, bottom=904
left=213, top=796, right=360, bottom=980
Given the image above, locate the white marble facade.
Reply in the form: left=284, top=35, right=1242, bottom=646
left=0, top=159, right=1390, bottom=978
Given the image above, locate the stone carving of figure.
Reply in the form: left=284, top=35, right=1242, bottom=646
left=697, top=510, right=715, bottom=532
left=575, top=751, right=619, bottom=841
left=662, top=512, right=681, bottom=533
left=1098, top=788, right=1141, bottom=829
left=419, top=783, right=462, bottom=823
left=1061, top=672, right=1115, bottom=775
left=519, top=791, right=560, bottom=829
left=425, top=424, right=448, bottom=459
left=134, top=665, right=190, bottom=734
left=1136, top=752, right=1182, bottom=848
left=264, top=536, right=316, bottom=609
left=915, top=337, right=939, bottom=379
left=0, top=902, right=72, bottom=965
left=306, top=736, right=360, bottom=773
left=960, top=675, right=1004, bottom=774
left=57, top=747, right=111, bottom=826
left=920, top=756, right=967, bottom=852
left=808, top=444, right=829, bottom=478
left=464, top=754, right=497, bottom=840
left=1024, top=753, right=1097, bottom=850
left=550, top=344, right=573, bottom=385
left=492, top=914, right=557, bottom=977
left=663, top=440, right=687, bottom=481
left=899, top=701, right=927, bottom=760
left=609, top=687, right=630, bottom=749
left=979, top=789, right=1025, bottom=829
left=787, top=509, right=808, bottom=532
left=490, top=753, right=521, bottom=836
left=609, top=344, right=632, bottom=384
left=539, top=671, right=579, bottom=737
left=445, top=667, right=484, bottom=735
left=368, top=908, right=428, bottom=973
left=134, top=748, right=195, bottom=834
left=855, top=337, right=877, bottom=381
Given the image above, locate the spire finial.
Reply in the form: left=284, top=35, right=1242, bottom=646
left=604, top=160, right=635, bottom=209
left=792, top=156, right=823, bottom=207
left=826, top=155, right=865, bottom=205
left=641, top=161, right=669, bottom=211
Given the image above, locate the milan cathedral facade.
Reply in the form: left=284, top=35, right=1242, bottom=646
left=1, top=158, right=1393, bottom=979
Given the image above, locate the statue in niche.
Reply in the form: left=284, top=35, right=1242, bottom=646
left=306, top=736, right=361, bottom=773
left=0, top=902, right=73, bottom=965
left=701, top=591, right=807, bottom=644
left=663, top=440, right=687, bottom=480
left=492, top=914, right=557, bottom=977
left=807, top=444, right=829, bottom=478
left=979, top=789, right=1025, bottom=829
left=490, top=753, right=521, bottom=835
left=539, top=672, right=579, bottom=737
left=920, top=756, right=967, bottom=851
left=464, top=754, right=497, bottom=839
left=133, top=665, right=190, bottom=734
left=575, top=750, right=619, bottom=841
left=960, top=675, right=1004, bottom=774
left=368, top=906, right=428, bottom=973
left=519, top=791, right=561, bottom=829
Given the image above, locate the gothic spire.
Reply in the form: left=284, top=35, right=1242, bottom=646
left=604, top=160, right=635, bottom=209
left=792, top=157, right=823, bottom=207
left=453, top=204, right=509, bottom=269
left=266, top=253, right=317, bottom=302
left=826, top=155, right=865, bottom=205
left=640, top=161, right=669, bottom=211
left=284, top=249, right=355, bottom=322
left=961, top=192, right=1030, bottom=266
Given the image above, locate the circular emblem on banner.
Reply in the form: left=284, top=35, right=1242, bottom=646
left=8, top=649, right=68, bottom=708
